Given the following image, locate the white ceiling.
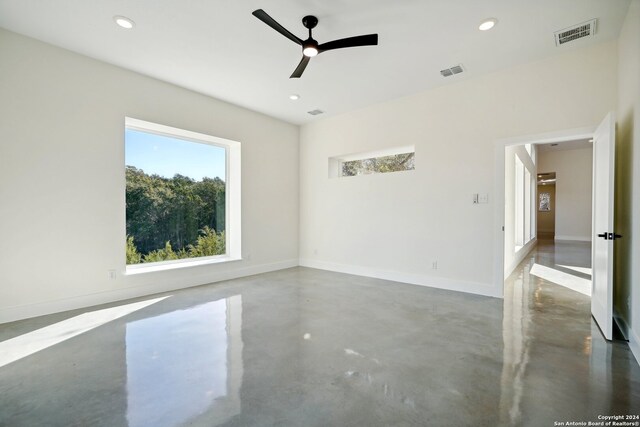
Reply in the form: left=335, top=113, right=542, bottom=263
left=0, top=0, right=631, bottom=125
left=538, top=138, right=593, bottom=152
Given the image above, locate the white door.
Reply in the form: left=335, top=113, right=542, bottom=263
left=591, top=112, right=616, bottom=340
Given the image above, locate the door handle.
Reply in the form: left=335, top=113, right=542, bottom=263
left=598, top=232, right=608, bottom=240
left=608, top=233, right=623, bottom=240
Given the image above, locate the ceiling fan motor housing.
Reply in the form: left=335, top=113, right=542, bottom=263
left=302, top=15, right=318, bottom=29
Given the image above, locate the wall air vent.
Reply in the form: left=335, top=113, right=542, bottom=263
left=440, top=64, right=464, bottom=77
left=554, top=19, right=597, bottom=46
left=307, top=109, right=324, bottom=116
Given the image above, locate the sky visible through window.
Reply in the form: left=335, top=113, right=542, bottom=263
left=125, top=129, right=225, bottom=181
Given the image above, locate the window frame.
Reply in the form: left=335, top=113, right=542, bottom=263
left=124, top=117, right=241, bottom=274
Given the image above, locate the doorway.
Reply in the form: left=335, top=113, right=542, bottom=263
left=494, top=126, right=593, bottom=291
left=503, top=139, right=593, bottom=294
left=536, top=172, right=556, bottom=240
left=494, top=113, right=617, bottom=340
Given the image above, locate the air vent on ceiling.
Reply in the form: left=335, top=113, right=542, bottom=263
left=307, top=109, right=324, bottom=116
left=554, top=19, right=597, bottom=46
left=440, top=64, right=464, bottom=77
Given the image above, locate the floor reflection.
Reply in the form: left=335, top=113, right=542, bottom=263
left=500, top=257, right=532, bottom=425
left=126, top=295, right=243, bottom=427
left=501, top=240, right=598, bottom=423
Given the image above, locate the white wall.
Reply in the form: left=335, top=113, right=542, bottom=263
left=538, top=147, right=593, bottom=241
left=616, top=0, right=640, bottom=362
left=299, top=41, right=617, bottom=298
left=0, top=29, right=299, bottom=322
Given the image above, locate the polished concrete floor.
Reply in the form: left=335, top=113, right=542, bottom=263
left=1, top=242, right=639, bottom=426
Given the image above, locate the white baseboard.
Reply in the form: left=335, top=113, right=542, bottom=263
left=555, top=235, right=591, bottom=242
left=0, top=259, right=298, bottom=324
left=299, top=259, right=500, bottom=298
left=629, top=327, right=640, bottom=367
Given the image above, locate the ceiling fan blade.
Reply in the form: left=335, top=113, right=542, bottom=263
left=252, top=9, right=303, bottom=46
left=290, top=56, right=311, bottom=78
left=318, top=34, right=378, bottom=53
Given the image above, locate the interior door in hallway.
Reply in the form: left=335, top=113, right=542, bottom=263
left=591, top=112, right=616, bottom=340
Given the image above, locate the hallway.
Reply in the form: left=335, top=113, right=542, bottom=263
left=0, top=244, right=638, bottom=425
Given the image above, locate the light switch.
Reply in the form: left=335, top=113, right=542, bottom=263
left=478, top=193, right=489, bottom=204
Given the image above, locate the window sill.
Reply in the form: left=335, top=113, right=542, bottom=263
left=125, top=255, right=241, bottom=276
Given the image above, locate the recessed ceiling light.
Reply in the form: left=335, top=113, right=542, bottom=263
left=114, top=16, right=135, bottom=29
left=479, top=18, right=497, bottom=31
left=289, top=94, right=300, bottom=100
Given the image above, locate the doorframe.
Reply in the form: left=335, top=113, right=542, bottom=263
left=493, top=126, right=596, bottom=297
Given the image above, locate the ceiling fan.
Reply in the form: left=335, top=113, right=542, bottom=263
left=252, top=9, right=379, bottom=78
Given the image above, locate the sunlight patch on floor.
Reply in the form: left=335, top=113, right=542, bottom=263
left=529, top=263, right=591, bottom=296
left=0, top=296, right=169, bottom=368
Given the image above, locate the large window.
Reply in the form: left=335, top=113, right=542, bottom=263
left=125, top=118, right=241, bottom=270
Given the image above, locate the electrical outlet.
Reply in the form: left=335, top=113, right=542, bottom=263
left=478, top=193, right=489, bottom=204
left=432, top=260, right=438, bottom=270
left=108, top=270, right=117, bottom=280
